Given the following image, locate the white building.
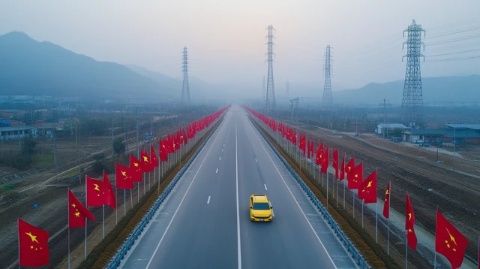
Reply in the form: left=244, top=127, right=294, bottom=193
left=0, top=126, right=37, bottom=141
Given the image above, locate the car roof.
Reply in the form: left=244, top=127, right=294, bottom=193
left=251, top=194, right=269, bottom=203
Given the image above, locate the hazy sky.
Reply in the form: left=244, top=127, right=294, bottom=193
left=1, top=0, right=479, bottom=98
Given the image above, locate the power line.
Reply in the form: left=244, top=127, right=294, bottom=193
left=428, top=55, right=480, bottom=62
left=426, top=34, right=480, bottom=46
left=427, top=48, right=480, bottom=58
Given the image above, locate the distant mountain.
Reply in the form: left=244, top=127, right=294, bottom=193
left=128, top=65, right=232, bottom=102
left=335, top=75, right=480, bottom=106
left=0, top=31, right=175, bottom=102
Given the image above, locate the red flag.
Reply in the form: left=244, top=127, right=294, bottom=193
left=129, top=155, right=143, bottom=182
left=332, top=149, right=339, bottom=179
left=339, top=154, right=345, bottom=180
left=115, top=164, right=134, bottom=189
left=68, top=190, right=95, bottom=229
left=315, top=144, right=324, bottom=165
left=86, top=176, right=104, bottom=207
left=159, top=139, right=169, bottom=161
left=346, top=157, right=355, bottom=175
left=359, top=171, right=377, bottom=203
left=383, top=182, right=391, bottom=218
left=405, top=193, right=417, bottom=250
left=103, top=171, right=116, bottom=209
left=320, top=145, right=329, bottom=174
left=435, top=210, right=468, bottom=269
left=140, top=150, right=152, bottom=172
left=299, top=134, right=306, bottom=155
left=348, top=162, right=363, bottom=189
left=18, top=219, right=49, bottom=267
left=150, top=145, right=158, bottom=169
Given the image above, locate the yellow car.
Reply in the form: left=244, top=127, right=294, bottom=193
left=249, top=194, right=274, bottom=222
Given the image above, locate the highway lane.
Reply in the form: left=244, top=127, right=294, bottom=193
left=119, top=105, right=358, bottom=269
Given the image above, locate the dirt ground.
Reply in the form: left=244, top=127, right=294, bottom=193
left=288, top=119, right=480, bottom=261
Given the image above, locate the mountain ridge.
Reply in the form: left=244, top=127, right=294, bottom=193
left=0, top=31, right=175, bottom=102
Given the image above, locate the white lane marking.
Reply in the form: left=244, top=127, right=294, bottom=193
left=235, top=125, right=242, bottom=269
left=219, top=156, right=222, bottom=161
left=264, top=184, right=268, bottom=191
left=256, top=130, right=338, bottom=269
left=207, top=195, right=211, bottom=205
left=222, top=148, right=224, bottom=152
left=145, top=124, right=220, bottom=269
left=216, top=168, right=219, bottom=174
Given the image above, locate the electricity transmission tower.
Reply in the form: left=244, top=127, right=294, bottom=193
left=402, top=20, right=425, bottom=126
left=265, top=25, right=276, bottom=112
left=289, top=97, right=299, bottom=121
left=181, top=47, right=191, bottom=106
left=322, top=45, right=333, bottom=107
left=285, top=80, right=290, bottom=98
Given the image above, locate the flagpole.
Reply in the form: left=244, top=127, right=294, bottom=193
left=326, top=172, right=329, bottom=209
left=115, top=180, right=118, bottom=225
left=17, top=218, right=20, bottom=269
left=102, top=205, right=105, bottom=239
left=123, top=190, right=126, bottom=216
left=361, top=200, right=364, bottom=228
left=375, top=202, right=378, bottom=242
left=336, top=179, right=339, bottom=208
left=387, top=181, right=391, bottom=254
left=157, top=164, right=161, bottom=195
left=67, top=189, right=71, bottom=269
left=343, top=156, right=346, bottom=209
left=84, top=175, right=87, bottom=260
left=353, top=190, right=355, bottom=219
left=405, top=230, right=408, bottom=269
left=387, top=220, right=390, bottom=255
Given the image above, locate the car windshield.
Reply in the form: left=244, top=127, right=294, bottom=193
left=253, top=202, right=270, bottom=210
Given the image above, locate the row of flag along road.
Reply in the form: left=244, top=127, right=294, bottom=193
left=247, top=107, right=475, bottom=269
left=16, top=107, right=226, bottom=267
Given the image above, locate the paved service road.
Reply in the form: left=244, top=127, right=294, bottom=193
left=119, top=105, right=358, bottom=269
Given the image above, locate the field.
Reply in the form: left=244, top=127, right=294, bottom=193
left=0, top=106, right=215, bottom=268
left=285, top=116, right=480, bottom=261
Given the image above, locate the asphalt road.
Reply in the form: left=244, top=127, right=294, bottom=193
left=119, top=105, right=358, bottom=269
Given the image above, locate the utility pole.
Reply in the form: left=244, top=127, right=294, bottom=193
left=265, top=25, right=276, bottom=112
left=402, top=20, right=425, bottom=127
left=181, top=47, right=191, bottom=106
left=322, top=45, right=333, bottom=107
left=289, top=97, right=299, bottom=121
left=286, top=80, right=290, bottom=99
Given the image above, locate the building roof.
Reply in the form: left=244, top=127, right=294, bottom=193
left=404, top=129, right=446, bottom=136
left=0, top=126, right=34, bottom=132
left=446, top=124, right=480, bottom=130
left=377, top=123, right=409, bottom=129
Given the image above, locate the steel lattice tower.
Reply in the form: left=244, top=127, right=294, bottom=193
left=181, top=47, right=191, bottom=105
left=265, top=25, right=276, bottom=112
left=322, top=45, right=333, bottom=107
left=402, top=20, right=425, bottom=125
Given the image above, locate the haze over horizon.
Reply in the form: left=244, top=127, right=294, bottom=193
left=1, top=0, right=479, bottom=99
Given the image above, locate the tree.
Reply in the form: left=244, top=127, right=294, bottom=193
left=113, top=138, right=126, bottom=155
left=21, top=137, right=37, bottom=155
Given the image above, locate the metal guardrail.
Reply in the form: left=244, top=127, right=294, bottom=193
left=258, top=123, right=371, bottom=269
left=105, top=125, right=215, bottom=269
